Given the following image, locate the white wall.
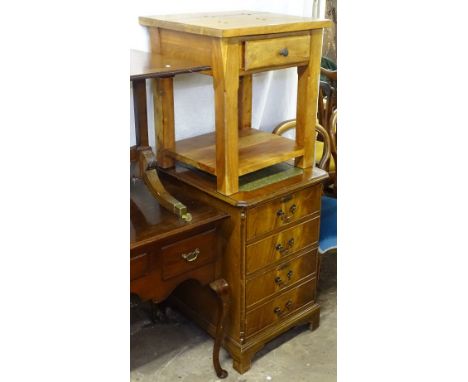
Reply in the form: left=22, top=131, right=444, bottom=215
left=130, top=0, right=324, bottom=148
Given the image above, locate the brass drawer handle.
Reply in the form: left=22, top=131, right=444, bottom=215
left=289, top=204, right=297, bottom=214
left=273, top=307, right=283, bottom=316
left=277, top=205, right=297, bottom=223
left=274, top=276, right=283, bottom=285
left=275, top=243, right=285, bottom=252
left=279, top=48, right=289, bottom=57
left=285, top=300, right=293, bottom=310
left=181, top=248, right=200, bottom=262
left=276, top=209, right=291, bottom=223
left=287, top=270, right=293, bottom=280
left=275, top=238, right=295, bottom=256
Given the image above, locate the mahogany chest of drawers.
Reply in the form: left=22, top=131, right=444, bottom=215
left=159, top=164, right=328, bottom=373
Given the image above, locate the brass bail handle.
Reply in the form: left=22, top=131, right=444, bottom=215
left=181, top=248, right=200, bottom=262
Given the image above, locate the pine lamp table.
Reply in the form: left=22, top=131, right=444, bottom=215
left=139, top=11, right=333, bottom=195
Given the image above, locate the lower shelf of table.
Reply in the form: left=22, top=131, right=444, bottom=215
left=167, top=129, right=304, bottom=177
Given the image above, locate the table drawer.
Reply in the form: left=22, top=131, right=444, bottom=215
left=162, top=229, right=216, bottom=280
left=246, top=185, right=321, bottom=241
left=130, top=251, right=151, bottom=281
left=245, top=278, right=316, bottom=337
left=246, top=217, right=319, bottom=274
left=244, top=35, right=310, bottom=71
left=246, top=250, right=317, bottom=308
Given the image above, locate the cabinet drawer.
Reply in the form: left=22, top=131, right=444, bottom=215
left=246, top=250, right=317, bottom=308
left=130, top=252, right=151, bottom=281
left=245, top=278, right=316, bottom=337
left=162, top=229, right=216, bottom=280
left=246, top=185, right=321, bottom=241
left=244, top=35, right=310, bottom=71
left=246, top=217, right=319, bottom=274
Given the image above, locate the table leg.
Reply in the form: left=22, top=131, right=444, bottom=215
left=209, top=278, right=230, bottom=379
left=153, top=76, right=175, bottom=168
left=238, top=74, right=252, bottom=131
left=132, top=79, right=149, bottom=148
left=295, top=29, right=324, bottom=169
left=212, top=39, right=240, bottom=195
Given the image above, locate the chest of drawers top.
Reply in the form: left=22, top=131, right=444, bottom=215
left=159, top=163, right=328, bottom=208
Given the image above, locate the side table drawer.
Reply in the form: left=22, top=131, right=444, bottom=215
left=246, top=217, right=319, bottom=274
left=246, top=250, right=317, bottom=308
left=246, top=185, right=321, bottom=240
left=245, top=278, right=316, bottom=337
left=162, top=229, right=216, bottom=280
left=130, top=251, right=151, bottom=281
left=244, top=35, right=310, bottom=71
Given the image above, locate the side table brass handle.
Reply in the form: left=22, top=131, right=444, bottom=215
left=273, top=307, right=282, bottom=316
left=277, top=207, right=296, bottom=223
left=181, top=248, right=200, bottom=262
left=289, top=204, right=297, bottom=214
left=275, top=243, right=285, bottom=252
left=285, top=300, right=293, bottom=310
left=279, top=48, right=289, bottom=57
left=276, top=238, right=295, bottom=256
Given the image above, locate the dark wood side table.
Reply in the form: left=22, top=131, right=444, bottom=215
left=158, top=163, right=329, bottom=373
left=130, top=175, right=230, bottom=378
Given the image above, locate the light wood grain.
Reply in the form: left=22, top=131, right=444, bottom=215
left=153, top=77, right=175, bottom=168
left=211, top=38, right=240, bottom=195
left=295, top=29, right=324, bottom=168
left=238, top=75, right=252, bottom=130
left=244, top=35, right=310, bottom=70
left=149, top=27, right=162, bottom=54
left=169, top=129, right=304, bottom=177
left=158, top=29, right=213, bottom=66
left=140, top=11, right=332, bottom=38
left=130, top=49, right=210, bottom=80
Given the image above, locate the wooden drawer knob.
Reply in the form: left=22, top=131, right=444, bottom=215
left=279, top=48, right=289, bottom=57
